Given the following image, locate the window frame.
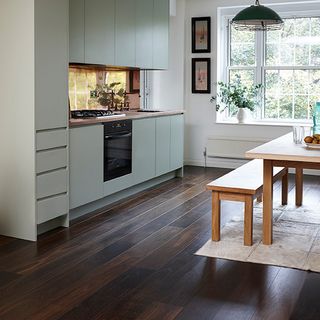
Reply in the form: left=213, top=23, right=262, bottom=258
left=219, top=5, right=320, bottom=125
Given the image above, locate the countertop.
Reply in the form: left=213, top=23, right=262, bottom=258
left=69, top=110, right=185, bottom=127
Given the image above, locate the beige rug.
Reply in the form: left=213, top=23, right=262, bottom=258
left=196, top=202, right=320, bottom=272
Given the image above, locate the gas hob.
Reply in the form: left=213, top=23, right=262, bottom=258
left=71, top=110, right=126, bottom=119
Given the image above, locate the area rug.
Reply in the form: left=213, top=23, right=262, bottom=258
left=196, top=203, right=320, bottom=272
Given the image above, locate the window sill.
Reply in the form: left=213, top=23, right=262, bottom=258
left=216, top=119, right=313, bottom=127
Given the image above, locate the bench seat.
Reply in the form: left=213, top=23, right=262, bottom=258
left=207, top=159, right=288, bottom=246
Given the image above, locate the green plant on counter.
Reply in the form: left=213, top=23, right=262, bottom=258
left=95, top=82, right=123, bottom=107
left=211, top=74, right=263, bottom=115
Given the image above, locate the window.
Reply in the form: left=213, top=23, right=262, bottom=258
left=222, top=11, right=320, bottom=123
left=69, top=67, right=128, bottom=110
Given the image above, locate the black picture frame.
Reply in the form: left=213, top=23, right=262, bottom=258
left=192, top=58, right=211, bottom=94
left=192, top=17, right=211, bottom=53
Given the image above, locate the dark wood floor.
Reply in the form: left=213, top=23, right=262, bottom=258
left=0, top=166, right=320, bottom=320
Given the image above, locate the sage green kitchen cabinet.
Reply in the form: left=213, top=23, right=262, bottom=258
left=69, top=0, right=85, bottom=63
left=104, top=173, right=133, bottom=197
left=115, top=0, right=136, bottom=67
left=153, top=0, right=169, bottom=69
left=35, top=0, right=69, bottom=130
left=85, top=0, right=115, bottom=65
left=132, top=118, right=156, bottom=184
left=170, top=115, right=184, bottom=170
left=69, top=0, right=170, bottom=69
left=136, top=0, right=153, bottom=69
left=155, top=117, right=171, bottom=176
left=69, top=125, right=104, bottom=209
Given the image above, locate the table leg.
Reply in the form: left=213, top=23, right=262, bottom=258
left=212, top=191, right=220, bottom=241
left=282, top=168, right=288, bottom=206
left=295, top=168, right=303, bottom=207
left=263, top=160, right=273, bottom=245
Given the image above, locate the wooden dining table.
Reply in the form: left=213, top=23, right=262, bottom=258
left=245, top=133, right=320, bottom=245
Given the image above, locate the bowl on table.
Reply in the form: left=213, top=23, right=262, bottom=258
left=304, top=134, right=320, bottom=148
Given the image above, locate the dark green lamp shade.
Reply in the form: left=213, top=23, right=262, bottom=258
left=231, top=2, right=284, bottom=31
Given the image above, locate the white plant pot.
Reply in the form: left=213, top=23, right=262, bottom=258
left=236, top=108, right=248, bottom=123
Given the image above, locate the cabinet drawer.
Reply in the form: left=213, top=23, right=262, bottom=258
left=36, top=129, right=68, bottom=151
left=36, top=148, right=67, bottom=174
left=37, top=169, right=68, bottom=199
left=37, top=193, right=68, bottom=224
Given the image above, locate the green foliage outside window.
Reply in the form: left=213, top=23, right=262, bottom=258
left=226, top=16, right=320, bottom=121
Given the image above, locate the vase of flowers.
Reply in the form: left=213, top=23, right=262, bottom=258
left=211, top=74, right=263, bottom=123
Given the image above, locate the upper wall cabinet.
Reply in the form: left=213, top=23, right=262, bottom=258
left=85, top=0, right=115, bottom=65
left=135, top=0, right=153, bottom=69
left=153, top=0, right=169, bottom=70
left=69, top=0, right=85, bottom=63
left=115, top=0, right=136, bottom=67
left=69, top=0, right=169, bottom=69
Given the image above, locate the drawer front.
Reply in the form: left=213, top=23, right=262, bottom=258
left=37, top=193, right=68, bottom=224
left=36, top=148, right=67, bottom=174
left=103, top=173, right=133, bottom=197
left=36, top=129, right=68, bottom=151
left=36, top=169, right=68, bottom=199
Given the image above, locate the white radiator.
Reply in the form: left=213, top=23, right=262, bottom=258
left=206, top=136, right=269, bottom=160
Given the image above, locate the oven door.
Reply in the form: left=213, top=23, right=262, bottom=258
left=104, top=131, right=132, bottom=182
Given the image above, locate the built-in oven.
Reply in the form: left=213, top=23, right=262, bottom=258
left=104, top=120, right=132, bottom=182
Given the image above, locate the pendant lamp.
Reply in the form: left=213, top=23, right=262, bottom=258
left=231, top=0, right=284, bottom=31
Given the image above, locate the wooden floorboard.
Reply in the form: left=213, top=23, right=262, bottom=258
left=0, top=166, right=319, bottom=319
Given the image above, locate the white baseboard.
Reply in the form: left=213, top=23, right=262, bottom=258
left=184, top=158, right=320, bottom=176
left=184, top=157, right=247, bottom=169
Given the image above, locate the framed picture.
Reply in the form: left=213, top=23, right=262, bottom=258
left=129, top=70, right=140, bottom=93
left=192, top=58, right=211, bottom=94
left=192, top=17, right=211, bottom=53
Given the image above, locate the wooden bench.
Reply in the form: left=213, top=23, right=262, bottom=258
left=206, top=160, right=288, bottom=246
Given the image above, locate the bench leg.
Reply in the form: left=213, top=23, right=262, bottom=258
left=296, top=168, right=303, bottom=207
left=282, top=168, right=288, bottom=206
left=244, top=195, right=253, bottom=246
left=212, top=191, right=220, bottom=241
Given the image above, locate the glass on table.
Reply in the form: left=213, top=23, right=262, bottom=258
left=292, top=126, right=305, bottom=144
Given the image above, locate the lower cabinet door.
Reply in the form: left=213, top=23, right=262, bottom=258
left=170, top=115, right=184, bottom=170
left=69, top=125, right=104, bottom=209
left=132, top=118, right=156, bottom=184
left=156, top=117, right=171, bottom=176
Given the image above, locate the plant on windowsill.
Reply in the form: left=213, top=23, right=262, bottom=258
left=210, top=74, right=263, bottom=123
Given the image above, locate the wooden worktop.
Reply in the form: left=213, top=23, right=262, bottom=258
left=69, top=110, right=185, bottom=127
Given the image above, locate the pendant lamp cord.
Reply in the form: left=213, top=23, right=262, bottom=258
left=255, top=0, right=260, bottom=5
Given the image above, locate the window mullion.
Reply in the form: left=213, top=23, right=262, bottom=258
left=255, top=30, right=264, bottom=119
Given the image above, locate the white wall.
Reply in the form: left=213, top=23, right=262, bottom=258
left=152, top=0, right=320, bottom=168
left=0, top=0, right=36, bottom=240
left=151, top=0, right=186, bottom=110
left=183, top=0, right=320, bottom=167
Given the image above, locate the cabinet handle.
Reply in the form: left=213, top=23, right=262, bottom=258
left=105, top=133, right=132, bottom=139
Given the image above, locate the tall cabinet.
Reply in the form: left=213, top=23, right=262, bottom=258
left=35, top=0, right=69, bottom=236
left=0, top=0, right=69, bottom=241
left=69, top=0, right=170, bottom=69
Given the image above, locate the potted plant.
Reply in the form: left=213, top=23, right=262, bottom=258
left=88, top=82, right=125, bottom=109
left=211, top=74, right=263, bottom=123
